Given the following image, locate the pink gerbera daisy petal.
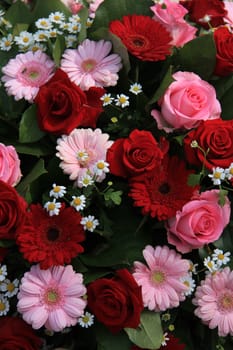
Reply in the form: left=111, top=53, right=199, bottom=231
left=133, top=245, right=190, bottom=312
left=17, top=264, right=87, bottom=332
left=60, top=39, right=122, bottom=91
left=1, top=50, right=55, bottom=102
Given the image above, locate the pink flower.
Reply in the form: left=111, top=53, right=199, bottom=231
left=17, top=264, right=87, bottom=332
left=2, top=50, right=55, bottom=102
left=60, top=0, right=83, bottom=13
left=151, top=71, right=221, bottom=132
left=60, top=39, right=122, bottom=91
left=89, top=0, right=105, bottom=18
left=167, top=190, right=231, bottom=254
left=151, top=0, right=197, bottom=47
left=193, top=267, right=233, bottom=337
left=224, top=1, right=233, bottom=26
left=132, top=245, right=189, bottom=312
left=56, top=128, right=113, bottom=186
left=0, top=143, right=22, bottom=186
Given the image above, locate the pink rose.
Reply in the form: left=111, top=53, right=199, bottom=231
left=151, top=71, right=221, bottom=132
left=151, top=0, right=196, bottom=47
left=166, top=190, right=231, bottom=253
left=0, top=143, right=22, bottom=186
left=224, top=1, right=233, bottom=26
left=59, top=0, right=83, bottom=14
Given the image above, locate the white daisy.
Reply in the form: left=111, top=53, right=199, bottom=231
left=14, top=31, right=34, bottom=47
left=69, top=14, right=81, bottom=23
left=81, top=215, right=99, bottom=232
left=78, top=174, right=94, bottom=188
left=0, top=295, right=9, bottom=316
left=49, top=184, right=66, bottom=199
left=33, top=30, right=49, bottom=42
left=188, top=260, right=198, bottom=275
left=115, top=94, right=130, bottom=108
left=208, top=167, right=226, bottom=185
left=78, top=312, right=94, bottom=328
left=212, top=249, right=231, bottom=267
left=129, top=82, right=142, bottom=95
left=0, top=278, right=19, bottom=298
left=93, top=160, right=109, bottom=177
left=49, top=11, right=65, bottom=24
left=65, top=34, right=78, bottom=48
left=161, top=332, right=169, bottom=346
left=35, top=17, right=53, bottom=30
left=70, top=195, right=86, bottom=211
left=224, top=163, right=233, bottom=180
left=0, top=265, right=7, bottom=282
left=203, top=257, right=218, bottom=273
left=100, top=93, right=114, bottom=106
left=44, top=199, right=62, bottom=216
left=0, top=34, right=13, bottom=51
left=67, top=22, right=81, bottom=34
left=180, top=274, right=196, bottom=296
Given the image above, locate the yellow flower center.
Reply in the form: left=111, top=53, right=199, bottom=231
left=23, top=37, right=29, bottom=43
left=213, top=172, right=221, bottom=179
left=73, top=198, right=81, bottom=206
left=48, top=203, right=56, bottom=211
left=54, top=15, right=60, bottom=21
left=0, top=302, right=6, bottom=311
left=53, top=186, right=61, bottom=193
left=218, top=253, right=225, bottom=260
left=82, top=315, right=90, bottom=324
left=4, top=41, right=11, bottom=47
left=183, top=280, right=190, bottom=288
left=82, top=59, right=96, bottom=72
left=86, top=221, right=93, bottom=229
left=119, top=96, right=127, bottom=104
left=97, top=162, right=105, bottom=170
left=7, top=283, right=15, bottom=293
left=46, top=290, right=59, bottom=304
left=152, top=271, right=165, bottom=284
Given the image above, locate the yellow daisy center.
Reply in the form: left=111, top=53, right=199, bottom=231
left=7, top=283, right=15, bottom=293
left=53, top=186, right=61, bottom=193
left=86, top=221, right=93, bottom=230
left=73, top=198, right=81, bottom=206
left=48, top=203, right=56, bottom=211
left=0, top=301, right=6, bottom=311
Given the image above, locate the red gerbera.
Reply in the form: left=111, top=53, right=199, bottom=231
left=131, top=333, right=186, bottom=350
left=129, top=155, right=197, bottom=221
left=16, top=203, right=85, bottom=269
left=109, top=15, right=172, bottom=61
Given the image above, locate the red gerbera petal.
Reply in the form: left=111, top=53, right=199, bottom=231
left=129, top=155, right=198, bottom=221
left=16, top=203, right=85, bottom=269
left=109, top=15, right=172, bottom=61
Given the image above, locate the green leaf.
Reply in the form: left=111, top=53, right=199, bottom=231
left=90, top=0, right=154, bottom=33
left=95, top=323, right=131, bottom=350
left=187, top=173, right=202, bottom=187
left=172, top=33, right=216, bottom=80
left=218, top=189, right=228, bottom=207
left=52, top=35, right=66, bottom=66
left=104, top=189, right=123, bottom=206
left=5, top=0, right=32, bottom=25
left=218, top=83, right=233, bottom=120
left=147, top=65, right=174, bottom=106
left=212, top=74, right=233, bottom=100
left=78, top=7, right=89, bottom=42
left=16, top=158, right=47, bottom=199
left=19, top=104, right=45, bottom=143
left=31, top=0, right=71, bottom=21
left=12, top=23, right=29, bottom=36
left=0, top=239, right=15, bottom=248
left=125, top=310, right=163, bottom=349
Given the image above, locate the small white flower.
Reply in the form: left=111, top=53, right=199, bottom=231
left=208, top=167, right=225, bottom=185
left=188, top=260, right=198, bottom=275
left=115, top=94, right=130, bottom=108
left=199, top=14, right=212, bottom=23
left=180, top=274, right=196, bottom=296
left=59, top=22, right=70, bottom=31
left=203, top=257, right=218, bottom=273
left=81, top=215, right=99, bottom=232
left=129, top=83, right=142, bottom=95
left=49, top=11, right=65, bottom=24
left=0, top=278, right=19, bottom=298
left=70, top=195, right=86, bottom=211
left=190, top=140, right=198, bottom=148
left=78, top=174, right=94, bottom=188
left=100, top=93, right=114, bottom=106
left=14, top=31, right=34, bottom=47
left=161, top=332, right=169, bottom=346
left=0, top=34, right=13, bottom=51
left=69, top=14, right=81, bottom=23
left=78, top=312, right=94, bottom=328
left=0, top=10, right=5, bottom=17
left=35, top=17, right=53, bottom=30
left=34, top=30, right=49, bottom=42
left=29, top=42, right=46, bottom=52
left=93, top=160, right=109, bottom=177
left=212, top=249, right=231, bottom=267
left=44, top=199, right=62, bottom=216
left=67, top=22, right=81, bottom=34
left=47, top=28, right=62, bottom=39
left=0, top=295, right=9, bottom=316
left=224, top=163, right=233, bottom=180
left=65, top=34, right=78, bottom=48
left=0, top=265, right=7, bottom=282
left=49, top=184, right=66, bottom=199
left=0, top=18, right=12, bottom=29
left=86, top=17, right=94, bottom=28
left=77, top=150, right=89, bottom=165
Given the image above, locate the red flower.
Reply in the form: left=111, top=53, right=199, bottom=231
left=131, top=334, right=186, bottom=350
left=0, top=180, right=27, bottom=240
left=16, top=203, right=85, bottom=269
left=35, top=68, right=105, bottom=135
left=213, top=26, right=233, bottom=76
left=87, top=269, right=144, bottom=333
left=109, top=15, right=172, bottom=61
left=129, top=155, right=197, bottom=221
left=107, top=129, right=169, bottom=178
left=181, top=0, right=226, bottom=29
left=0, top=316, right=42, bottom=350
left=184, top=119, right=233, bottom=170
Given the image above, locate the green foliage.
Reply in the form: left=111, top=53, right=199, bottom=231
left=103, top=188, right=123, bottom=206
left=52, top=35, right=66, bottom=67
left=187, top=173, right=203, bottom=187
left=95, top=323, right=131, bottom=350
left=147, top=65, right=174, bottom=106
left=31, top=0, right=71, bottom=21
left=5, top=0, right=32, bottom=25
left=125, top=310, right=163, bottom=349
left=19, top=104, right=45, bottom=143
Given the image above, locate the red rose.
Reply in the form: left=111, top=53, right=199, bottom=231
left=0, top=180, right=27, bottom=240
left=184, top=119, right=233, bottom=170
left=107, top=129, right=169, bottom=178
left=35, top=69, right=105, bottom=135
left=181, top=0, right=226, bottom=29
left=0, top=316, right=42, bottom=350
left=87, top=269, right=144, bottom=333
left=214, top=26, right=233, bottom=76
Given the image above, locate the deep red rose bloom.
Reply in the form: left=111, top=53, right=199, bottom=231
left=213, top=26, right=233, bottom=76
left=35, top=68, right=105, bottom=135
left=181, top=0, right=226, bottom=29
left=16, top=203, right=85, bottom=269
left=109, top=15, right=172, bottom=61
left=131, top=334, right=186, bottom=350
left=107, top=129, right=169, bottom=178
left=0, top=316, right=42, bottom=350
left=87, top=269, right=143, bottom=333
left=184, top=119, right=233, bottom=170
left=0, top=180, right=27, bottom=240
left=129, top=155, right=197, bottom=221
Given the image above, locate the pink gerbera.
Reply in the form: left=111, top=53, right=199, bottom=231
left=17, top=264, right=87, bottom=332
left=56, top=128, right=113, bottom=186
left=133, top=245, right=189, bottom=311
left=193, top=267, right=233, bottom=337
left=1, top=50, right=55, bottom=102
left=60, top=39, right=122, bottom=91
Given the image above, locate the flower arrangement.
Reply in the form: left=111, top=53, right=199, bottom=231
left=1, top=0, right=233, bottom=349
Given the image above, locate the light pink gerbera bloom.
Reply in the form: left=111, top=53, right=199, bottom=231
left=133, top=245, right=190, bottom=311
left=193, top=267, right=233, bottom=337
left=60, top=39, right=122, bottom=91
left=1, top=50, right=55, bottom=102
left=17, top=264, right=87, bottom=332
left=56, top=128, right=113, bottom=186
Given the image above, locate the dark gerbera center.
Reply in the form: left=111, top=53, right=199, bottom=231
left=47, top=227, right=60, bottom=241
left=158, top=182, right=170, bottom=194
left=129, top=34, right=148, bottom=49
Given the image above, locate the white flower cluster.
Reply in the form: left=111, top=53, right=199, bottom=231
left=204, top=248, right=231, bottom=274
left=208, top=163, right=233, bottom=185
left=0, top=264, right=19, bottom=316
left=100, top=83, right=143, bottom=108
